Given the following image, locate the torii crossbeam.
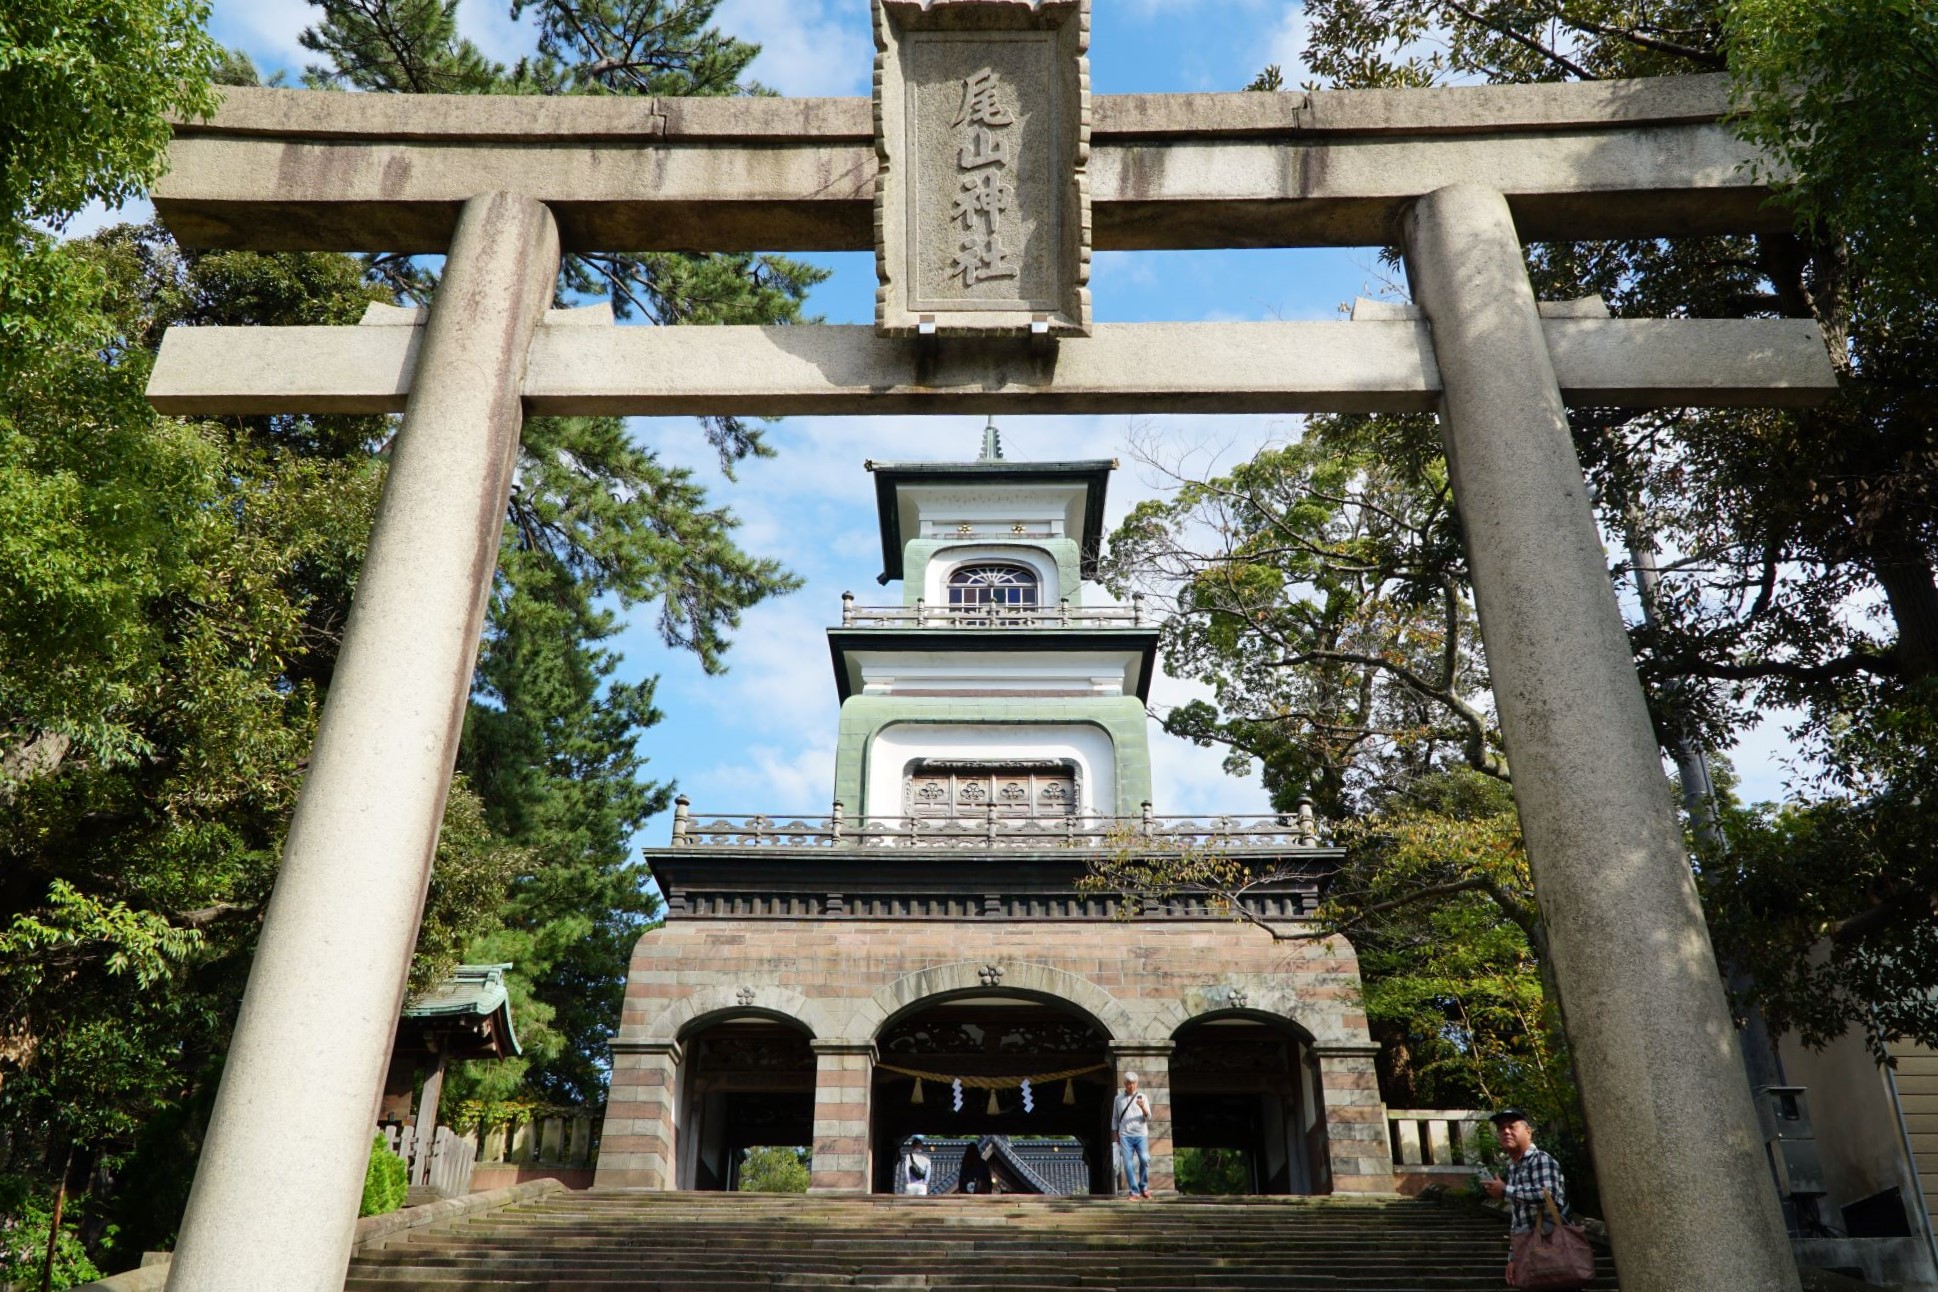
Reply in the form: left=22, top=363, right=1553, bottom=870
left=147, top=21, right=1824, bottom=1292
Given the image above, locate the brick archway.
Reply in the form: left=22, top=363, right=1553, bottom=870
left=855, top=959, right=1138, bottom=1044
left=634, top=982, right=838, bottom=1044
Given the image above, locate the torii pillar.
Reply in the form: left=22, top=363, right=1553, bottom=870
left=163, top=192, right=559, bottom=1292
left=1403, top=183, right=1798, bottom=1290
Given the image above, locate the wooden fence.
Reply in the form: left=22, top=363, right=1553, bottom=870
left=380, top=1122, right=478, bottom=1198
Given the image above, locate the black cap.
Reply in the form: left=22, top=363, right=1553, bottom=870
left=909, top=1135, right=926, bottom=1145
left=1489, top=1108, right=1531, bottom=1127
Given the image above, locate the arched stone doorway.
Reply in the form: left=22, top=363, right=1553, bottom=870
left=869, top=992, right=1116, bottom=1194
left=675, top=1014, right=816, bottom=1190
left=1169, top=1013, right=1322, bottom=1195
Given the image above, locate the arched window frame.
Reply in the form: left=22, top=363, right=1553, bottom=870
left=946, top=561, right=1040, bottom=612
left=924, top=546, right=1059, bottom=606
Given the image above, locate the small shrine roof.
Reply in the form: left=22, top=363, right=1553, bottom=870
left=915, top=1135, right=1090, bottom=1196
left=398, top=963, right=521, bottom=1059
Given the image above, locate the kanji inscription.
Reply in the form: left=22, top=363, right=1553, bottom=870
left=873, top=0, right=1091, bottom=337
left=949, top=67, right=1019, bottom=287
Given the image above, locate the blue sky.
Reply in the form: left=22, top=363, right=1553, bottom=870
left=167, top=1, right=1800, bottom=839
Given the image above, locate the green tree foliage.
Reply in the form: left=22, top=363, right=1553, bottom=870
left=2, top=0, right=811, bottom=1272
left=1173, top=1147, right=1250, bottom=1195
left=0, top=223, right=526, bottom=1266
left=736, top=1146, right=811, bottom=1193
left=1100, top=421, right=1578, bottom=1166
left=1104, top=416, right=1497, bottom=821
left=1727, top=0, right=1938, bottom=327
left=0, top=1173, right=103, bottom=1289
left=0, top=0, right=220, bottom=231
left=1259, top=0, right=1938, bottom=1054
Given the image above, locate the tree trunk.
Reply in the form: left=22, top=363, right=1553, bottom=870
left=1875, top=555, right=1938, bottom=684
left=41, top=1146, right=72, bottom=1292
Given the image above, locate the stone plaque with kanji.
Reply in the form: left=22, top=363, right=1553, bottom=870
left=874, top=0, right=1091, bottom=337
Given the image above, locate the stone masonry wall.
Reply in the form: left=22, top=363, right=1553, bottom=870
left=598, top=917, right=1392, bottom=1194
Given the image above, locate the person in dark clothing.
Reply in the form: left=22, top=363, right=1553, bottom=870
left=957, top=1138, right=994, bottom=1195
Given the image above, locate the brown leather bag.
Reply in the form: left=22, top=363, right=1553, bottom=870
left=1508, top=1189, right=1596, bottom=1289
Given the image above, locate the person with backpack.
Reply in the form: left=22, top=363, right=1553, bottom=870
left=896, top=1135, right=932, bottom=1196
left=1113, top=1072, right=1153, bottom=1199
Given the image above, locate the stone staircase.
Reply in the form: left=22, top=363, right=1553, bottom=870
left=344, top=1190, right=1621, bottom=1290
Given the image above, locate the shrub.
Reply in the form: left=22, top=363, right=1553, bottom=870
left=0, top=1173, right=103, bottom=1289
left=736, top=1146, right=810, bottom=1193
left=1173, top=1147, right=1250, bottom=1195
left=359, top=1134, right=409, bottom=1217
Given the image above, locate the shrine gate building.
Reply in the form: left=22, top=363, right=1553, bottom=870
left=597, top=433, right=1394, bottom=1197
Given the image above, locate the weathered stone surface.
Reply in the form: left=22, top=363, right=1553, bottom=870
left=1096, top=72, right=1734, bottom=136
left=151, top=76, right=1782, bottom=253
left=873, top=0, right=1090, bottom=335
left=595, top=917, right=1378, bottom=1194
left=1402, top=182, right=1800, bottom=1292
left=161, top=193, right=561, bottom=1292
left=147, top=317, right=1835, bottom=418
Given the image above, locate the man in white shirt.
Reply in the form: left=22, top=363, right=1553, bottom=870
left=1113, top=1072, right=1153, bottom=1199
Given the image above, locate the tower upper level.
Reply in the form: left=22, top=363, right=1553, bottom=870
left=863, top=421, right=1115, bottom=611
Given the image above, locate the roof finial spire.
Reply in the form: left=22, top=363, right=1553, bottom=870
left=978, top=416, right=1004, bottom=462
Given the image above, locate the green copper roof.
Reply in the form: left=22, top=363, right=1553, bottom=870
left=403, top=963, right=521, bottom=1056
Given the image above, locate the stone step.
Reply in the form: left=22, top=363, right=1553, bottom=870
left=342, top=1191, right=1619, bottom=1291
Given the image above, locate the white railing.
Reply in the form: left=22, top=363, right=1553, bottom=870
left=1387, top=1109, right=1491, bottom=1169
left=839, top=593, right=1149, bottom=629
left=669, top=798, right=1325, bottom=850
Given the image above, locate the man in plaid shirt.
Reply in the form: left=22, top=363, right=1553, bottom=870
left=1482, top=1109, right=1571, bottom=1285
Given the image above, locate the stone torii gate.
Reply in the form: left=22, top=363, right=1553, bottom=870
left=146, top=5, right=1832, bottom=1290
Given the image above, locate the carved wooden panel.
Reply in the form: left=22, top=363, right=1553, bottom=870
left=907, top=761, right=1078, bottom=819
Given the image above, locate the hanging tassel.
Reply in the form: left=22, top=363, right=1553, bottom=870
left=986, top=1087, right=1001, bottom=1116
left=911, top=1077, right=924, bottom=1105
left=1063, top=1078, right=1076, bottom=1106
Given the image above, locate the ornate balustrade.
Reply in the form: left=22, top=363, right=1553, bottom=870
left=838, top=593, right=1149, bottom=629
left=667, top=797, right=1326, bottom=850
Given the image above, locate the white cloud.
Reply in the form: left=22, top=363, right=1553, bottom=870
left=459, top=3, right=543, bottom=70
left=712, top=0, right=873, bottom=97
left=690, top=740, right=839, bottom=816
left=208, top=0, right=313, bottom=73
left=1267, top=6, right=1314, bottom=82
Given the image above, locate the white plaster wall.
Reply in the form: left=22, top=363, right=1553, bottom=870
left=855, top=649, right=1136, bottom=696
left=921, top=544, right=1061, bottom=604
left=865, top=722, right=1115, bottom=819
left=902, top=483, right=1084, bottom=538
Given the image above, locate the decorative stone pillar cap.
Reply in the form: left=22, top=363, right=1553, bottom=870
left=810, top=1039, right=880, bottom=1059
left=1309, top=1042, right=1382, bottom=1060
left=1107, top=1040, right=1175, bottom=1059
left=609, top=1038, right=684, bottom=1061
